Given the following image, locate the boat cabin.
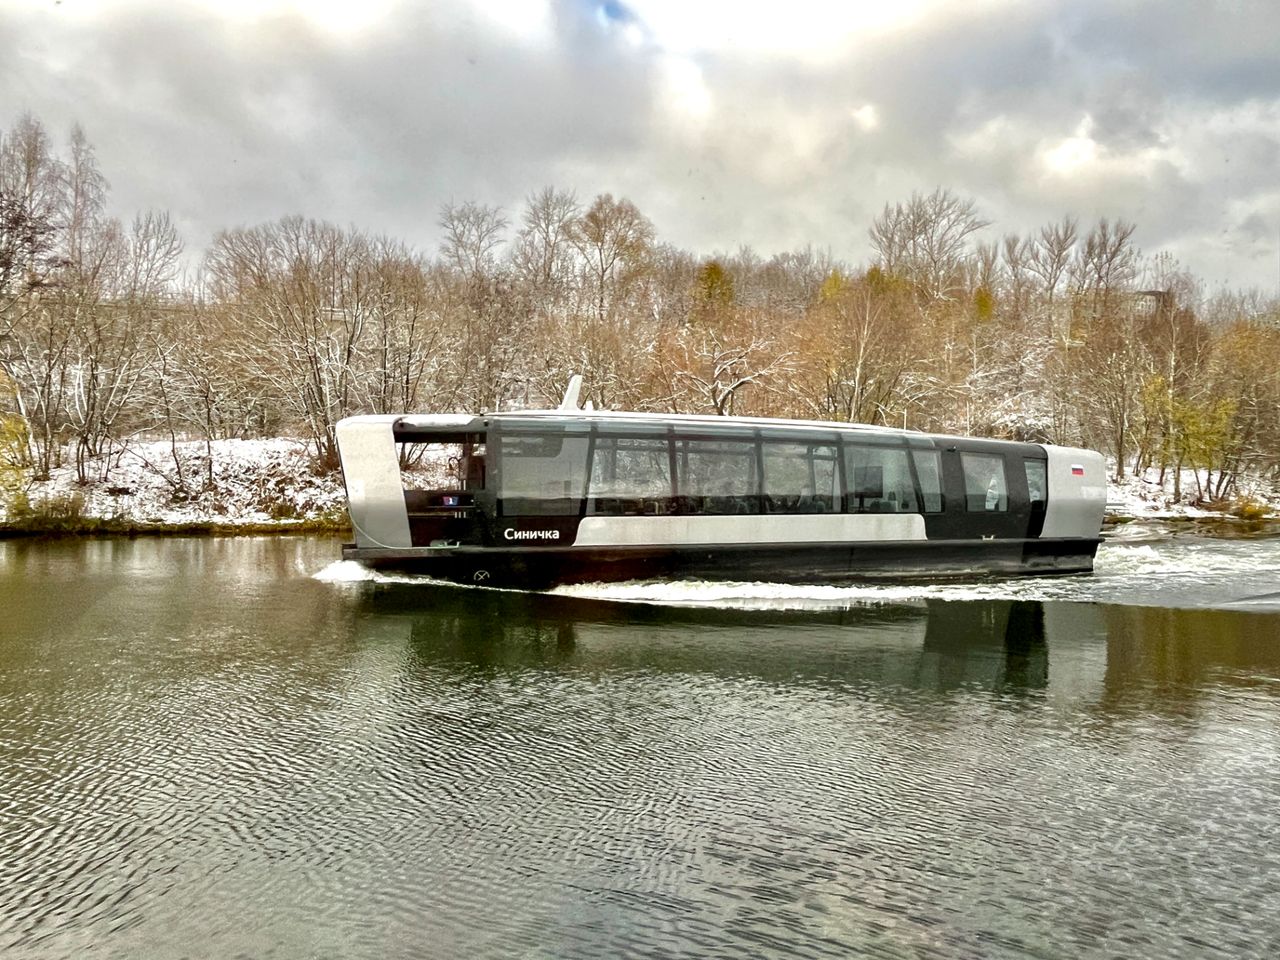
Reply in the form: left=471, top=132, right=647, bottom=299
left=335, top=404, right=1106, bottom=587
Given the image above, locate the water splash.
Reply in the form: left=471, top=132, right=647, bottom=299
left=311, top=560, right=379, bottom=582
left=314, top=534, right=1280, bottom=613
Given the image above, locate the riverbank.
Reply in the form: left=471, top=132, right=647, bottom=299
left=2, top=437, right=1277, bottom=536
left=1, top=438, right=350, bottom=536
left=1105, top=462, right=1280, bottom=522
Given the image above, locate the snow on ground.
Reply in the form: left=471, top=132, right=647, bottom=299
left=4, top=438, right=346, bottom=527
left=1105, top=461, right=1280, bottom=520
left=3, top=438, right=1277, bottom=530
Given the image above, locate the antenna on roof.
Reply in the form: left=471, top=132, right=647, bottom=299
left=558, top=374, right=584, bottom=411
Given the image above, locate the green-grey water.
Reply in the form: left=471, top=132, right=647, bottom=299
left=2, top=533, right=1279, bottom=959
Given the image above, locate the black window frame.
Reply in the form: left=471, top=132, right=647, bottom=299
left=908, top=447, right=945, bottom=514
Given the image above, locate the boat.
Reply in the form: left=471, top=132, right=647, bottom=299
left=335, top=378, right=1107, bottom=588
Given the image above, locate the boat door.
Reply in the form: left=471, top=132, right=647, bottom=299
left=936, top=445, right=1033, bottom=540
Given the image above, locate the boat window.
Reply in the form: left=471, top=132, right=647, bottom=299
left=587, top=436, right=673, bottom=515
left=911, top=449, right=944, bottom=513
left=844, top=444, right=919, bottom=514
left=498, top=425, right=589, bottom=516
left=962, top=452, right=1008, bottom=512
left=1024, top=458, right=1047, bottom=507
left=675, top=438, right=759, bottom=515
left=762, top=442, right=839, bottom=513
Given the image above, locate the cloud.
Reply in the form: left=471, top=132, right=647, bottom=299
left=1, top=0, right=1277, bottom=291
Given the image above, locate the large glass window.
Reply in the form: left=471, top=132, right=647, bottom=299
left=962, top=452, right=1008, bottom=512
left=762, top=442, right=839, bottom=513
left=675, top=438, right=758, bottom=514
left=845, top=444, right=919, bottom=514
left=587, top=436, right=672, bottom=515
left=498, top=425, right=589, bottom=516
left=911, top=449, right=944, bottom=513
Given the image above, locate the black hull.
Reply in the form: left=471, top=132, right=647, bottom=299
left=343, top=538, right=1102, bottom=590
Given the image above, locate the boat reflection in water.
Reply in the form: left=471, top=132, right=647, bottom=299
left=353, top=579, right=1280, bottom=715
left=354, top=585, right=1084, bottom=697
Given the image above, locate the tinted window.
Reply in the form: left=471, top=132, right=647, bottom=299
left=1024, top=458, right=1047, bottom=506
left=675, top=438, right=758, bottom=514
left=762, top=441, right=838, bottom=513
left=911, top=449, right=944, bottom=513
left=845, top=444, right=919, bottom=513
left=587, top=436, right=672, bottom=515
left=962, top=452, right=1008, bottom=512
left=498, top=425, right=589, bottom=516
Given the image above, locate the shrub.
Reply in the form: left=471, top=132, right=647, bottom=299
left=0, top=414, right=31, bottom=518
left=1229, top=496, right=1272, bottom=521
left=266, top=500, right=300, bottom=521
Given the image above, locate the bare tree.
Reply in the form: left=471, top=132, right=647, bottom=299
left=144, top=299, right=231, bottom=493
left=363, top=238, right=446, bottom=415
left=438, top=201, right=508, bottom=277
left=512, top=187, right=580, bottom=315
left=639, top=243, right=698, bottom=328
left=756, top=247, right=834, bottom=317
left=5, top=112, right=1279, bottom=509
left=1028, top=217, right=1077, bottom=307
left=63, top=205, right=183, bottom=482
left=0, top=117, right=68, bottom=471
left=999, top=233, right=1038, bottom=323
left=570, top=193, right=654, bottom=323
left=869, top=187, right=989, bottom=302
left=206, top=217, right=375, bottom=467
left=1, top=120, right=129, bottom=481
left=0, top=115, right=64, bottom=331
left=1072, top=217, right=1139, bottom=321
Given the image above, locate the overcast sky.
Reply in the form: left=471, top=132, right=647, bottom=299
left=3, top=0, right=1279, bottom=293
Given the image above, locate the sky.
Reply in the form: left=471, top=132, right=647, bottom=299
left=2, top=0, right=1279, bottom=293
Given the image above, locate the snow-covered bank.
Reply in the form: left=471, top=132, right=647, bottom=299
left=2, top=438, right=1277, bottom=534
left=2, top=438, right=347, bottom=531
left=1105, top=463, right=1280, bottom=521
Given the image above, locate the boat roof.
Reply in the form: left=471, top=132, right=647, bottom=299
left=394, top=408, right=917, bottom=436
left=342, top=409, right=1066, bottom=453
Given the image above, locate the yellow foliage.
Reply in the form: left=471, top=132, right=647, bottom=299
left=1171, top=395, right=1236, bottom=467
left=972, top=286, right=995, bottom=323
left=0, top=371, right=31, bottom=508
left=694, top=259, right=735, bottom=309
left=0, top=414, right=29, bottom=508
left=818, top=269, right=849, bottom=302
left=863, top=265, right=913, bottom=300
left=1229, top=496, right=1271, bottom=521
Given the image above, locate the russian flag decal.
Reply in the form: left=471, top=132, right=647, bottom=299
left=1071, top=464, right=1085, bottom=476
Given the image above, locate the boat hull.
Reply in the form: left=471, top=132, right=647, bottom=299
left=342, top=537, right=1102, bottom=590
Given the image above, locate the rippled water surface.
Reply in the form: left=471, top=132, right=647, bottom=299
left=2, top=529, right=1279, bottom=959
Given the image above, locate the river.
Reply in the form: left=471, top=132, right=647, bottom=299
left=1, top=526, right=1279, bottom=958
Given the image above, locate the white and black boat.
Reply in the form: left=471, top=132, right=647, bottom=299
left=336, top=379, right=1107, bottom=588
